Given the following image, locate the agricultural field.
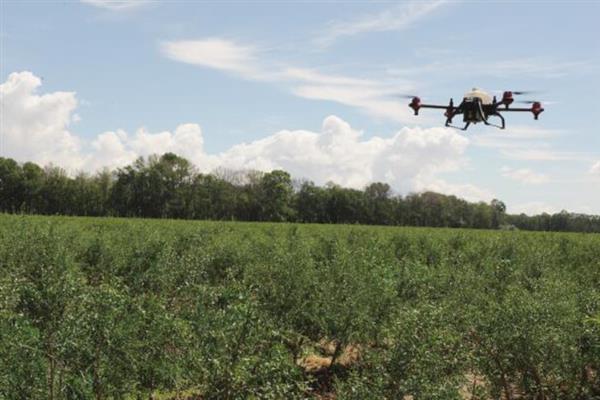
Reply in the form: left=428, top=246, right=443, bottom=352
left=1, top=214, right=599, bottom=399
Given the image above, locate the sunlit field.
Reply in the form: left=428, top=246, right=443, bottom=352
left=1, top=214, right=599, bottom=399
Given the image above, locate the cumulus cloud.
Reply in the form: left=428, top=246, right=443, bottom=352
left=0, top=71, right=84, bottom=169
left=1, top=71, right=485, bottom=199
left=86, top=124, right=213, bottom=171
left=86, top=116, right=473, bottom=195
left=501, top=166, right=549, bottom=184
left=81, top=0, right=149, bottom=11
left=213, top=116, right=470, bottom=192
left=0, top=71, right=212, bottom=172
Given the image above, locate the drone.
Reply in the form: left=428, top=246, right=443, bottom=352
left=407, top=88, right=544, bottom=130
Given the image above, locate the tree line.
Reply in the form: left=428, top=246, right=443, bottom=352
left=1, top=153, right=599, bottom=232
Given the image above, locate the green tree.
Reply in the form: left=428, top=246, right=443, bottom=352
left=295, top=181, right=329, bottom=223
left=258, top=170, right=294, bottom=221
left=0, top=157, right=24, bottom=212
left=491, top=199, right=507, bottom=229
left=364, top=182, right=394, bottom=225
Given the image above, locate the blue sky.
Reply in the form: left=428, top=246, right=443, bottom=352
left=1, top=0, right=599, bottom=214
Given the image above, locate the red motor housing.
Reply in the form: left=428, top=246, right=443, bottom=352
left=409, top=97, right=421, bottom=115
left=531, top=102, right=544, bottom=120
left=501, top=91, right=514, bottom=107
left=444, top=98, right=455, bottom=121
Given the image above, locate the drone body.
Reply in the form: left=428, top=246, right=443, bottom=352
left=409, top=88, right=544, bottom=130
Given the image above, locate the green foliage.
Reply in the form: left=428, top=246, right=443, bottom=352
left=7, top=153, right=600, bottom=232
left=1, top=214, right=599, bottom=399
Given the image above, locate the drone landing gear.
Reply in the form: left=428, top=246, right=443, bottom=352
left=483, top=113, right=505, bottom=129
left=445, top=120, right=470, bottom=130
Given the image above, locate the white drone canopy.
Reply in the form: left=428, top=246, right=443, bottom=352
left=463, top=88, right=493, bottom=105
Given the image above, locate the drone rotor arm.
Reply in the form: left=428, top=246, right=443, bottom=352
left=483, top=113, right=506, bottom=129
left=419, top=104, right=451, bottom=110
left=497, top=104, right=544, bottom=120
left=420, top=104, right=460, bottom=119
left=496, top=107, right=531, bottom=112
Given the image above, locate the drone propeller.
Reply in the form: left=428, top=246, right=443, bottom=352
left=494, top=90, right=540, bottom=96
left=512, top=90, right=538, bottom=95
left=394, top=94, right=421, bottom=99
left=518, top=100, right=556, bottom=106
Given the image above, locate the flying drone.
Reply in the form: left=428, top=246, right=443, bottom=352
left=407, top=88, right=544, bottom=130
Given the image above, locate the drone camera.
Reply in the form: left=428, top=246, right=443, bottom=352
left=409, top=97, right=421, bottom=115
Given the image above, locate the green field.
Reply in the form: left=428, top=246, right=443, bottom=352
left=1, top=214, right=599, bottom=399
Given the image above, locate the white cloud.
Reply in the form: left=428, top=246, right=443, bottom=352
left=414, top=179, right=495, bottom=203
left=213, top=116, right=470, bottom=192
left=283, top=67, right=377, bottom=87
left=284, top=69, right=416, bottom=122
left=89, top=130, right=137, bottom=169
left=472, top=125, right=561, bottom=149
left=1, top=71, right=480, bottom=199
left=0, top=71, right=84, bottom=169
left=160, top=39, right=416, bottom=123
left=471, top=125, right=588, bottom=162
left=291, top=84, right=414, bottom=122
left=509, top=201, right=560, bottom=216
left=501, top=166, right=549, bottom=184
left=0, top=71, right=211, bottom=172
left=89, top=116, right=473, bottom=195
left=388, top=57, right=593, bottom=78
left=87, top=116, right=474, bottom=195
left=160, top=39, right=264, bottom=79
left=590, top=161, right=600, bottom=176
left=87, top=124, right=213, bottom=171
left=81, top=0, right=149, bottom=11
left=316, top=0, right=448, bottom=47
left=501, top=149, right=580, bottom=162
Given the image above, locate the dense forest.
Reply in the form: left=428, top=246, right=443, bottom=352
left=1, top=153, right=599, bottom=232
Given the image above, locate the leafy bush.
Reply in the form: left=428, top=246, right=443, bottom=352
left=0, top=215, right=598, bottom=399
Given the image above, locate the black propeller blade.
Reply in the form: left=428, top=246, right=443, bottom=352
left=394, top=94, right=420, bottom=99
left=518, top=100, right=543, bottom=104
left=494, top=90, right=540, bottom=96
